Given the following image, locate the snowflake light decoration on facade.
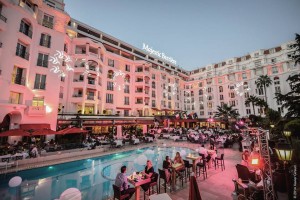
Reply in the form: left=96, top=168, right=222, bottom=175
left=169, top=83, right=178, bottom=95
left=49, top=50, right=74, bottom=77
left=233, top=82, right=251, bottom=97
left=112, top=70, right=126, bottom=91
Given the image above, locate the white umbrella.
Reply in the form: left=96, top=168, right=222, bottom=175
left=59, top=188, right=81, bottom=200
left=8, top=176, right=22, bottom=187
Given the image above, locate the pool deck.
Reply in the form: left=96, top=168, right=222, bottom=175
left=0, top=140, right=288, bottom=200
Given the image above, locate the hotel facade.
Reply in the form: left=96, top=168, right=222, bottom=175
left=0, top=0, right=299, bottom=134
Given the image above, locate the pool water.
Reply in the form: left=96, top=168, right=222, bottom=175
left=0, top=146, right=195, bottom=200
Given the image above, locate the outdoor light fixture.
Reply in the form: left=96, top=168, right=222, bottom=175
left=251, top=158, right=259, bottom=165
left=275, top=143, right=294, bottom=162
left=283, top=130, right=291, bottom=138
left=270, top=124, right=275, bottom=128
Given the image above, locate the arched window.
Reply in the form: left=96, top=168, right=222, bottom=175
left=219, top=86, right=223, bottom=93
left=107, top=70, right=114, bottom=79
left=199, top=89, right=203, bottom=95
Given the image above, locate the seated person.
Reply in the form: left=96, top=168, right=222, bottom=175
left=115, top=166, right=135, bottom=200
left=199, top=145, right=211, bottom=162
left=141, top=160, right=154, bottom=192
left=30, top=145, right=39, bottom=157
left=163, top=156, right=172, bottom=183
left=173, top=152, right=185, bottom=176
left=241, top=150, right=250, bottom=167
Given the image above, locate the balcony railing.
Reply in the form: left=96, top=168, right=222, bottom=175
left=72, top=94, right=83, bottom=97
left=42, top=19, right=53, bottom=29
left=40, top=40, right=51, bottom=48
left=135, top=101, right=143, bottom=104
left=11, top=74, right=26, bottom=86
left=135, top=90, right=143, bottom=93
left=16, top=49, right=29, bottom=60
left=26, top=106, right=46, bottom=116
left=19, top=27, right=32, bottom=38
left=87, top=96, right=95, bottom=100
left=0, top=14, right=7, bottom=23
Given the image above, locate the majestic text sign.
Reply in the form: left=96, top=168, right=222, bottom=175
left=142, top=43, right=177, bottom=65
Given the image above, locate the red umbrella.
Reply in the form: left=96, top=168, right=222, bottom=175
left=57, top=127, right=88, bottom=135
left=31, top=129, right=57, bottom=136
left=0, top=129, right=31, bottom=137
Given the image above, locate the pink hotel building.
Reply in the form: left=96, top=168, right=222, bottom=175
left=0, top=0, right=299, bottom=136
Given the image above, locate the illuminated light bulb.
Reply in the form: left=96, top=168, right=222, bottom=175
left=46, top=106, right=52, bottom=113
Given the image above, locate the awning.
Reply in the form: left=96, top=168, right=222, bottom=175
left=0, top=129, right=31, bottom=137
left=31, top=129, right=57, bottom=136
left=151, top=108, right=160, bottom=111
left=20, top=124, right=50, bottom=130
left=116, top=107, right=131, bottom=110
left=57, top=127, right=88, bottom=135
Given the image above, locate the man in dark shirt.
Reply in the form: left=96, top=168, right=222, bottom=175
left=115, top=166, right=135, bottom=200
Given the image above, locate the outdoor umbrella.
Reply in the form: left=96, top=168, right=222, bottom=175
left=57, top=127, right=88, bottom=135
left=189, top=175, right=202, bottom=200
left=31, top=129, right=57, bottom=136
left=0, top=129, right=31, bottom=137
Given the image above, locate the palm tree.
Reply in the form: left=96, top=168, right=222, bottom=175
left=255, top=75, right=272, bottom=105
left=214, top=103, right=240, bottom=128
left=245, top=95, right=259, bottom=115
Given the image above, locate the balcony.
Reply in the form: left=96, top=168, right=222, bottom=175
left=135, top=90, right=143, bottom=93
left=19, top=1, right=36, bottom=18
left=72, top=94, right=83, bottom=97
left=26, top=106, right=46, bottom=116
left=42, top=19, right=53, bottom=29
left=0, top=14, right=7, bottom=23
left=11, top=74, right=26, bottom=86
left=16, top=50, right=29, bottom=60
left=135, top=101, right=143, bottom=104
left=86, top=95, right=95, bottom=100
left=37, top=59, right=48, bottom=68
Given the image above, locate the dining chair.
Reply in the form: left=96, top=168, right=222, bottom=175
left=112, top=184, right=130, bottom=200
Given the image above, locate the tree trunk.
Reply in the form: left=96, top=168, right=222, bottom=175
left=252, top=103, right=256, bottom=115
left=264, top=85, right=268, bottom=106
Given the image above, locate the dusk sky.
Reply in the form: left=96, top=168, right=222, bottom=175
left=64, top=0, right=300, bottom=71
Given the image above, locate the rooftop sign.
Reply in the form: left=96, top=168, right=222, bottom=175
left=142, top=43, right=177, bottom=65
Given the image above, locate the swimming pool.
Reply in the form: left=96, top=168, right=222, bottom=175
left=0, top=146, right=195, bottom=200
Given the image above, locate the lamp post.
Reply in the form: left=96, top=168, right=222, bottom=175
left=275, top=142, right=294, bottom=199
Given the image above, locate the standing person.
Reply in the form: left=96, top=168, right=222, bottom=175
left=238, top=134, right=243, bottom=152
left=115, top=166, right=135, bottom=200
left=241, top=150, right=250, bottom=167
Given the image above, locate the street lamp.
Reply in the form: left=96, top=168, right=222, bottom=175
left=283, top=130, right=291, bottom=138
left=275, top=143, right=294, bottom=164
left=270, top=124, right=275, bottom=128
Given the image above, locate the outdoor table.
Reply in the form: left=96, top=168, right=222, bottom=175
left=186, top=154, right=200, bottom=174
left=149, top=193, right=172, bottom=200
left=171, top=163, right=184, bottom=190
left=127, top=173, right=151, bottom=200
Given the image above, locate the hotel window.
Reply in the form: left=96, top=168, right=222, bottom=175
left=106, top=93, right=113, bottom=103
left=34, top=74, right=46, bottom=90
left=228, top=60, right=233, bottom=64
left=274, top=77, right=280, bottom=85
left=229, top=92, right=235, bottom=98
left=207, top=102, right=212, bottom=108
left=40, top=33, right=51, bottom=48
left=107, top=81, right=114, bottom=91
left=220, top=95, right=224, bottom=100
left=125, top=64, right=130, bottom=72
left=124, top=96, right=129, bottom=105
left=16, top=42, right=29, bottom=60
left=207, top=87, right=212, bottom=93
left=272, top=66, right=278, bottom=74
left=200, top=111, right=204, bottom=116
left=219, top=86, right=223, bottom=93
left=275, top=86, right=281, bottom=93
left=42, top=14, right=54, bottom=29
left=152, top=74, right=155, bottom=79
left=152, top=100, right=156, bottom=107
left=257, top=88, right=264, bottom=95
left=108, top=59, right=114, bottom=67
left=269, top=48, right=275, bottom=54
left=254, top=53, right=259, bottom=58
left=32, top=96, right=44, bottom=106
left=199, top=104, right=204, bottom=110
left=9, top=91, right=22, bottom=104
left=187, top=105, right=190, bottom=110
left=124, top=110, right=129, bottom=116
left=245, top=103, right=250, bottom=108
left=177, top=95, right=179, bottom=100
left=229, top=100, right=236, bottom=106
left=19, top=19, right=32, bottom=38
left=191, top=104, right=195, bottom=110
left=218, top=78, right=222, bottom=84
left=168, top=102, right=172, bottom=109
left=208, top=112, right=213, bottom=116
left=198, top=82, right=202, bottom=87
left=207, top=78, right=212, bottom=84
left=152, top=82, right=155, bottom=89
left=244, top=92, right=250, bottom=98
left=37, top=53, right=49, bottom=68
left=220, top=102, right=224, bottom=107
left=246, top=109, right=251, bottom=115
left=152, top=91, right=155, bottom=98
left=208, top=95, right=213, bottom=100
left=199, top=96, right=203, bottom=102
left=242, top=72, right=247, bottom=79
